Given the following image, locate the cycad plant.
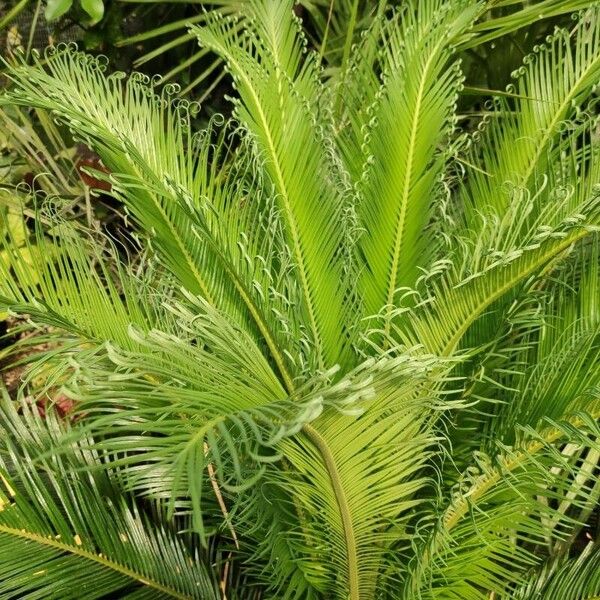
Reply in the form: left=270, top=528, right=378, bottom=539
left=1, top=1, right=600, bottom=598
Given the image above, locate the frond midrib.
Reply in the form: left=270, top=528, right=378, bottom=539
left=439, top=228, right=590, bottom=356
left=383, top=33, right=446, bottom=337
left=199, top=36, right=326, bottom=369
left=302, top=423, right=359, bottom=600
left=0, top=523, right=191, bottom=600
left=407, top=408, right=600, bottom=597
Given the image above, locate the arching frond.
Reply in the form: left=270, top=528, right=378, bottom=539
left=485, top=243, right=600, bottom=445
left=46, top=295, right=382, bottom=543
left=404, top=405, right=600, bottom=600
left=193, top=0, right=353, bottom=370
left=233, top=475, right=320, bottom=600
left=404, top=129, right=600, bottom=357
left=398, top=10, right=600, bottom=356
left=450, top=236, right=600, bottom=461
left=1, top=2, right=599, bottom=598
left=355, top=1, right=478, bottom=329
left=462, top=9, right=600, bottom=224
left=0, top=49, right=301, bottom=385
left=0, top=392, right=220, bottom=600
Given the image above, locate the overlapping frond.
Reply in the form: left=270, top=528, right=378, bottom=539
left=482, top=241, right=600, bottom=445
left=0, top=393, right=220, bottom=600
left=1, top=2, right=599, bottom=599
left=354, top=1, right=478, bottom=330
left=404, top=405, right=600, bottom=599
left=406, top=187, right=600, bottom=357
left=398, top=19, right=600, bottom=353
left=193, top=0, right=353, bottom=370
left=0, top=48, right=303, bottom=385
left=278, top=351, right=452, bottom=599
left=233, top=475, right=320, bottom=600
left=47, top=294, right=383, bottom=543
left=461, top=8, right=600, bottom=224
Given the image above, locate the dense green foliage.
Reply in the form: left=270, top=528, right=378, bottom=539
left=1, top=1, right=600, bottom=598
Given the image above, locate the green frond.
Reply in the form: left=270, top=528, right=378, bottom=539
left=0, top=392, right=220, bottom=600
left=0, top=206, right=163, bottom=349
left=407, top=206, right=599, bottom=359
left=404, top=113, right=600, bottom=356
left=0, top=51, right=227, bottom=303
left=489, top=311, right=600, bottom=447
left=332, top=13, right=385, bottom=183
left=509, top=543, right=600, bottom=600
left=279, top=351, right=451, bottom=599
left=233, top=476, right=320, bottom=600
left=452, top=236, right=600, bottom=455
left=45, top=294, right=380, bottom=543
left=0, top=49, right=301, bottom=385
left=354, top=0, right=479, bottom=331
left=1, top=2, right=600, bottom=598
left=460, top=0, right=600, bottom=50
left=397, top=9, right=600, bottom=356
left=303, top=0, right=387, bottom=78
left=462, top=8, right=600, bottom=224
left=193, top=0, right=353, bottom=370
left=40, top=297, right=285, bottom=540
left=404, top=405, right=600, bottom=599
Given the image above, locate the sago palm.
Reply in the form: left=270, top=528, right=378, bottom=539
left=1, top=1, right=600, bottom=598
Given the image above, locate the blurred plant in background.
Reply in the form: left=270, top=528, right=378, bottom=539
left=2, top=1, right=592, bottom=101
